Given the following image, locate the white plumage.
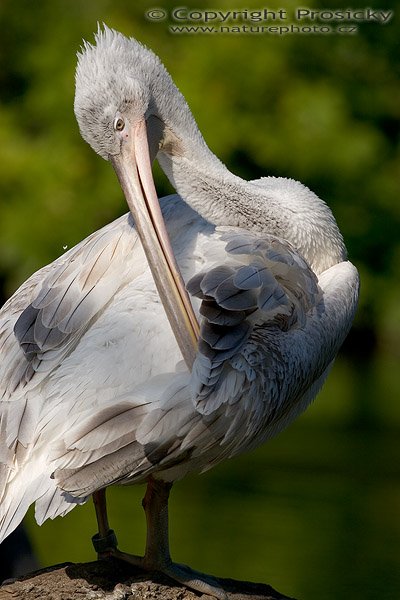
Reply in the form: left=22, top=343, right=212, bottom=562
left=0, top=26, right=359, bottom=598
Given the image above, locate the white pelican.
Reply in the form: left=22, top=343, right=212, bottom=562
left=0, top=27, right=359, bottom=598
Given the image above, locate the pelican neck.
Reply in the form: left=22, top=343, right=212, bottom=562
left=157, top=144, right=279, bottom=232
left=157, top=138, right=347, bottom=275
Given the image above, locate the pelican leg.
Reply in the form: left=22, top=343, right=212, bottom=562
left=112, top=477, right=227, bottom=599
left=92, top=488, right=118, bottom=555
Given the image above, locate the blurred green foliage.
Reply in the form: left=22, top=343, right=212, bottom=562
left=0, top=1, right=399, bottom=374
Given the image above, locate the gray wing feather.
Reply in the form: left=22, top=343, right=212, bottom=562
left=213, top=277, right=258, bottom=310
left=200, top=320, right=251, bottom=350
left=0, top=214, right=137, bottom=401
left=199, top=300, right=246, bottom=326
left=188, top=230, right=321, bottom=414
left=233, top=265, right=263, bottom=289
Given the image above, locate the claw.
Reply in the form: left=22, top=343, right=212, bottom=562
left=110, top=548, right=145, bottom=569
left=162, top=562, right=228, bottom=599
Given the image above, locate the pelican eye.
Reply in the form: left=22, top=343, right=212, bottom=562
left=114, top=117, right=125, bottom=132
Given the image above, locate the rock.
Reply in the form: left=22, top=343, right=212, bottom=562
left=0, top=559, right=297, bottom=600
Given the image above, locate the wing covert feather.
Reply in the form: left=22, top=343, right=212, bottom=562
left=188, top=230, right=321, bottom=414
left=0, top=214, right=139, bottom=401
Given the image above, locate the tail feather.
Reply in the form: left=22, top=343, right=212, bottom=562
left=0, top=460, right=47, bottom=542
left=0, top=447, right=86, bottom=543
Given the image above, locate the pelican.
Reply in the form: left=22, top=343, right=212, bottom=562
left=0, top=27, right=359, bottom=598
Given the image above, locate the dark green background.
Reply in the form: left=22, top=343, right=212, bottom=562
left=0, top=1, right=399, bottom=599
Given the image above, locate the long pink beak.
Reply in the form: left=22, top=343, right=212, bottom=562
left=110, top=119, right=199, bottom=369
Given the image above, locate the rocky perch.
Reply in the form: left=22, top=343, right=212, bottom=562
left=0, top=560, right=297, bottom=600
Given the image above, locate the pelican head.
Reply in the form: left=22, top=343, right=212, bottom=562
left=74, top=26, right=199, bottom=367
left=74, top=27, right=165, bottom=160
